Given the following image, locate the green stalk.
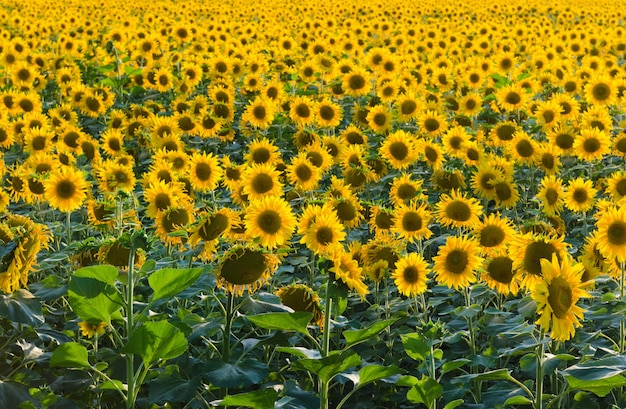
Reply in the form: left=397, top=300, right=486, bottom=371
left=66, top=211, right=72, bottom=246
left=536, top=331, right=545, bottom=409
left=621, top=262, right=625, bottom=354
left=320, top=283, right=332, bottom=409
left=223, top=292, right=235, bottom=363
left=125, top=247, right=137, bottom=409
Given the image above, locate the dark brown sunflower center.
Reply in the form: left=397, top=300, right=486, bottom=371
left=199, top=213, right=230, bottom=241
left=445, top=249, right=469, bottom=274
left=32, top=136, right=47, bottom=151
left=401, top=100, right=417, bottom=115
left=397, top=183, right=416, bottom=200
left=154, top=193, right=171, bottom=211
left=515, top=139, right=534, bottom=157
left=220, top=249, right=267, bottom=285
left=375, top=211, right=394, bottom=229
left=373, top=113, right=387, bottom=127
left=546, top=188, right=559, bottom=205
left=319, top=106, right=335, bottom=121
left=592, top=83, right=611, bottom=101
left=251, top=173, right=274, bottom=194
left=583, top=138, right=600, bottom=153
left=315, top=226, right=334, bottom=245
left=572, top=188, right=588, bottom=203
left=389, top=141, right=409, bottom=160
left=616, top=179, right=626, bottom=196
left=195, top=162, right=212, bottom=181
left=253, top=105, right=267, bottom=120
left=547, top=276, right=573, bottom=319
left=496, top=124, right=515, bottom=141
left=295, top=164, right=312, bottom=182
left=403, top=266, right=420, bottom=283
left=445, top=200, right=471, bottom=222
left=295, top=103, right=310, bottom=118
left=555, top=133, right=574, bottom=149
left=495, top=182, right=513, bottom=201
left=258, top=210, right=282, bottom=234
left=541, top=153, right=555, bottom=169
left=424, top=118, right=440, bottom=132
left=607, top=221, right=626, bottom=246
left=615, top=137, right=626, bottom=153
left=28, top=178, right=44, bottom=194
left=162, top=208, right=190, bottom=232
left=402, top=212, right=422, bottom=232
left=252, top=148, right=270, bottom=163
left=523, top=241, right=556, bottom=276
left=56, top=180, right=76, bottom=199
left=335, top=201, right=357, bottom=221
left=348, top=74, right=365, bottom=90
left=480, top=225, right=505, bottom=247
left=424, top=146, right=439, bottom=162
left=505, top=91, right=521, bottom=105
left=487, top=256, right=514, bottom=284
left=85, top=97, right=101, bottom=112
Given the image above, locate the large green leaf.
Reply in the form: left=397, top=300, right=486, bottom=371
left=123, top=321, right=187, bottom=366
left=343, top=318, right=398, bottom=349
left=247, top=312, right=313, bottom=335
left=74, top=265, right=119, bottom=285
left=148, top=267, right=203, bottom=302
left=401, top=333, right=430, bottom=362
left=50, top=342, right=90, bottom=368
left=216, top=388, right=279, bottom=409
left=204, top=358, right=268, bottom=388
left=0, top=289, right=44, bottom=326
left=355, top=365, right=405, bottom=389
left=453, top=369, right=516, bottom=384
left=563, top=355, right=626, bottom=380
left=0, top=381, right=35, bottom=408
left=149, top=371, right=200, bottom=404
left=292, top=350, right=361, bottom=384
left=68, top=275, right=123, bottom=324
left=406, top=376, right=442, bottom=406
left=565, top=374, right=626, bottom=397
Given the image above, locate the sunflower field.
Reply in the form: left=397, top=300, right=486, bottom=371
left=3, top=0, right=626, bottom=407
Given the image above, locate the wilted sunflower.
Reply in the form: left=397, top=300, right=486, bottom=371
left=435, top=189, right=483, bottom=230
left=331, top=196, right=364, bottom=229
left=362, top=233, right=403, bottom=279
left=532, top=254, right=590, bottom=342
left=433, top=235, right=483, bottom=291
left=189, top=208, right=237, bottom=260
left=276, top=283, right=324, bottom=327
left=392, top=252, right=431, bottom=297
left=43, top=166, right=89, bottom=212
left=595, top=205, right=626, bottom=263
left=379, top=130, right=418, bottom=170
left=564, top=178, right=597, bottom=213
left=536, top=175, right=565, bottom=216
left=392, top=201, right=433, bottom=242
left=0, top=214, right=51, bottom=293
left=216, top=244, right=280, bottom=296
left=245, top=196, right=296, bottom=249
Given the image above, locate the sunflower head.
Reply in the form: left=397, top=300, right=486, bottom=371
left=276, top=283, right=324, bottom=327
left=216, top=245, right=280, bottom=296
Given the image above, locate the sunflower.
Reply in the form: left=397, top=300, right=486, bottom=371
left=23, top=127, right=54, bottom=155
left=419, top=139, right=445, bottom=170
left=243, top=98, right=276, bottom=129
left=304, top=144, right=333, bottom=173
left=366, top=105, right=392, bottom=134
left=369, top=205, right=395, bottom=237
left=488, top=121, right=518, bottom=147
left=510, top=232, right=568, bottom=287
left=564, top=178, right=597, bottom=213
left=286, top=153, right=321, bottom=191
left=301, top=211, right=346, bottom=256
left=595, top=205, right=626, bottom=263
left=289, top=96, right=315, bottom=128
left=392, top=253, right=431, bottom=297
left=606, top=172, right=626, bottom=201
left=342, top=68, right=372, bottom=96
left=546, top=124, right=576, bottom=155
left=418, top=110, right=448, bottom=137
left=531, top=254, right=590, bottom=342
left=331, top=195, right=364, bottom=229
left=155, top=204, right=194, bottom=245
left=43, top=167, right=89, bottom=212
left=389, top=173, right=423, bottom=205
left=573, top=127, right=611, bottom=162
left=581, top=105, right=613, bottom=133
left=327, top=246, right=369, bottom=299
left=536, top=175, right=565, bottom=216
left=473, top=213, right=517, bottom=256
left=441, top=126, right=470, bottom=158
left=493, top=179, right=520, bottom=209
left=395, top=94, right=421, bottom=122
left=433, top=235, right=483, bottom=290
left=216, top=244, right=281, bottom=296
left=244, top=138, right=281, bottom=166
left=245, top=196, right=296, bottom=249
left=188, top=152, right=223, bottom=192
left=143, top=179, right=188, bottom=219
left=459, top=93, right=483, bottom=117
left=341, top=124, right=368, bottom=146
left=96, top=162, right=136, bottom=194
left=435, top=189, right=483, bottom=230
left=496, top=83, right=528, bottom=112
left=533, top=100, right=562, bottom=131
left=481, top=252, right=521, bottom=296
left=584, top=75, right=616, bottom=106
left=0, top=214, right=51, bottom=293
left=241, top=163, right=283, bottom=200
left=379, top=130, right=418, bottom=170
left=316, top=99, right=342, bottom=128
left=78, top=321, right=107, bottom=339
left=276, top=283, right=324, bottom=327
left=536, top=143, right=562, bottom=175
left=509, top=131, right=538, bottom=165
left=392, top=201, right=433, bottom=243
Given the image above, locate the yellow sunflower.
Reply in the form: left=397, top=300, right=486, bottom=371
left=244, top=138, right=282, bottom=166
left=155, top=204, right=194, bottom=246
left=391, top=201, right=433, bottom=243
left=433, top=235, right=483, bottom=291
left=595, top=205, right=626, bottom=263
left=584, top=75, right=617, bottom=106
left=245, top=196, right=296, bottom=249
left=510, top=232, right=568, bottom=288
left=286, top=153, right=321, bottom=192
left=143, top=179, right=188, bottom=219
left=419, top=139, right=445, bottom=170
left=241, top=163, right=284, bottom=201
left=301, top=211, right=346, bottom=256
left=472, top=213, right=517, bottom=256
left=327, top=246, right=369, bottom=299
left=532, top=254, right=590, bottom=342
left=366, top=105, right=392, bottom=134
left=43, top=167, right=89, bottom=212
left=496, top=83, right=528, bottom=112
left=78, top=321, right=107, bottom=339
left=418, top=110, right=448, bottom=137
left=536, top=175, right=565, bottom=216
left=243, top=98, right=276, bottom=129
left=481, top=252, right=521, bottom=296
left=392, top=253, right=431, bottom=297
left=289, top=96, right=315, bottom=128
left=573, top=127, right=611, bottom=162
left=379, top=130, right=418, bottom=170
left=435, top=189, right=483, bottom=230
left=342, top=68, right=372, bottom=96
left=564, top=178, right=597, bottom=213
left=188, top=152, right=223, bottom=192
left=315, top=98, right=342, bottom=128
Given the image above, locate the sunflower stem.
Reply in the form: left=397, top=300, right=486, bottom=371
left=125, top=246, right=137, bottom=409
left=620, top=262, right=625, bottom=353
left=320, top=283, right=332, bottom=409
left=66, top=211, right=72, bottom=247
left=536, top=330, right=546, bottom=409
left=223, top=291, right=235, bottom=363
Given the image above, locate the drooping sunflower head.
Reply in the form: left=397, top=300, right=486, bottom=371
left=276, top=283, right=324, bottom=327
left=216, top=245, right=280, bottom=296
